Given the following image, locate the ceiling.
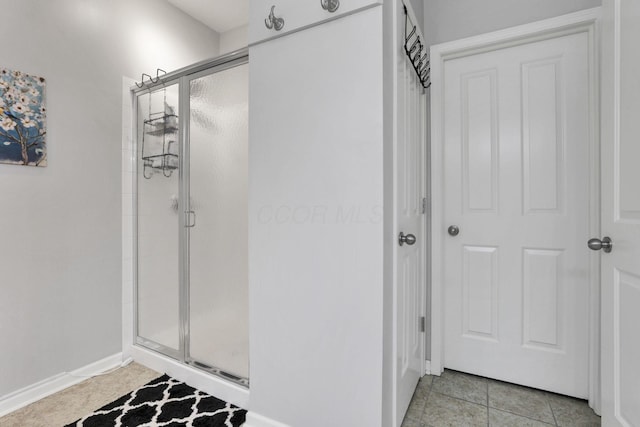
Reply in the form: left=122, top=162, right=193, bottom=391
left=167, top=0, right=248, bottom=34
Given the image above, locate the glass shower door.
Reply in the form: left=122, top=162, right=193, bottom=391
left=136, top=83, right=181, bottom=358
left=185, top=61, right=249, bottom=383
left=134, top=53, right=249, bottom=386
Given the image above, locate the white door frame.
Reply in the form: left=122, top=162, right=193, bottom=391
left=429, top=8, right=601, bottom=412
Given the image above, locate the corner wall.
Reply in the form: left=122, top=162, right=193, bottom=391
left=0, top=0, right=219, bottom=398
left=220, top=26, right=249, bottom=54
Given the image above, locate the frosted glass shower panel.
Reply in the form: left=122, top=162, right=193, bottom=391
left=136, top=84, right=180, bottom=353
left=188, top=64, right=249, bottom=379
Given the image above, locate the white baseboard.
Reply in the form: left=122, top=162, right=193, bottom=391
left=0, top=353, right=123, bottom=417
left=243, top=411, right=291, bottom=427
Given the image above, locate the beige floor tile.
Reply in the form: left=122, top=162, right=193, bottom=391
left=402, top=376, right=432, bottom=425
left=401, top=416, right=425, bottom=427
left=547, top=394, right=601, bottom=427
left=488, top=381, right=555, bottom=425
left=404, top=395, right=428, bottom=422
left=413, top=376, right=432, bottom=401
left=0, top=363, right=160, bottom=427
left=432, top=370, right=488, bottom=405
left=489, top=408, right=555, bottom=426
left=422, top=392, right=488, bottom=427
left=418, top=375, right=434, bottom=389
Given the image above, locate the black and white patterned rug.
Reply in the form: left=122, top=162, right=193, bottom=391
left=65, top=374, right=246, bottom=427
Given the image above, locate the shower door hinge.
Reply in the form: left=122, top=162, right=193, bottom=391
left=422, top=197, right=428, bottom=214
left=420, top=316, right=426, bottom=333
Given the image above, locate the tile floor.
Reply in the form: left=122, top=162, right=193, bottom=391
left=402, top=370, right=601, bottom=427
left=1, top=364, right=601, bottom=427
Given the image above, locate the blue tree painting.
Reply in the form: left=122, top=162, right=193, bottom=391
left=0, top=68, right=47, bottom=166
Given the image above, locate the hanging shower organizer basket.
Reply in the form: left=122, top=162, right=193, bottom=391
left=141, top=85, right=178, bottom=179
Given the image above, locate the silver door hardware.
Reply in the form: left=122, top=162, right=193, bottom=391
left=420, top=316, right=426, bottom=333
left=321, top=0, right=340, bottom=12
left=588, top=236, right=613, bottom=253
left=422, top=197, right=428, bottom=214
left=265, top=5, right=285, bottom=31
left=399, top=232, right=417, bottom=246
left=448, top=225, right=460, bottom=236
left=186, top=211, right=196, bottom=228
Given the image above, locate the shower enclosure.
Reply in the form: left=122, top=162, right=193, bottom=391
left=132, top=52, right=249, bottom=386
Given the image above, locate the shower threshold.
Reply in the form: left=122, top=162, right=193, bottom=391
left=134, top=338, right=249, bottom=388
left=187, top=359, right=249, bottom=388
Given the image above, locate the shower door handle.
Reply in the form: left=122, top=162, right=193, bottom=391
left=186, top=210, right=196, bottom=228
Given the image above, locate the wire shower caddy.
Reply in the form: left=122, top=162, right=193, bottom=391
left=138, top=69, right=179, bottom=179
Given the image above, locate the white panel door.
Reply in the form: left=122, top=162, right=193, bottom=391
left=395, top=29, right=427, bottom=426
left=442, top=32, right=591, bottom=397
left=600, top=0, right=640, bottom=425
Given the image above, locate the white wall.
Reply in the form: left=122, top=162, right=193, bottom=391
left=408, top=0, right=424, bottom=29
left=0, top=0, right=219, bottom=398
left=248, top=7, right=385, bottom=426
left=220, top=26, right=249, bottom=54
left=423, top=0, right=601, bottom=45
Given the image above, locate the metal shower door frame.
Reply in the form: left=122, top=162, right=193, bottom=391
left=131, top=49, right=249, bottom=387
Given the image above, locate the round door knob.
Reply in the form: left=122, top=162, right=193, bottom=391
left=448, top=225, right=460, bottom=236
left=399, top=232, right=416, bottom=246
left=588, top=237, right=613, bottom=253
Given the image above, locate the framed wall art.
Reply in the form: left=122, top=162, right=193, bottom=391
left=0, top=68, right=47, bottom=166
